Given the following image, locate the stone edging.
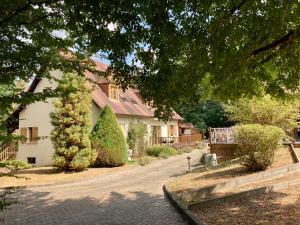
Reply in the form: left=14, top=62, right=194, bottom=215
left=164, top=164, right=300, bottom=225
left=182, top=163, right=300, bottom=202
left=163, top=185, right=204, bottom=225
left=192, top=158, right=240, bottom=173
left=188, top=177, right=300, bottom=210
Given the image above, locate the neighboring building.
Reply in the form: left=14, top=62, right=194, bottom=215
left=179, top=122, right=201, bottom=136
left=291, top=127, right=300, bottom=142
left=5, top=61, right=189, bottom=166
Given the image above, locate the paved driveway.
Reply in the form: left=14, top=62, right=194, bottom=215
left=2, top=150, right=201, bottom=225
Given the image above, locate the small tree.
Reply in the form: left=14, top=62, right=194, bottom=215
left=127, top=122, right=147, bottom=159
left=225, top=95, right=299, bottom=131
left=233, top=124, right=285, bottom=171
left=91, top=105, right=127, bottom=167
left=50, top=73, right=94, bottom=172
left=0, top=160, right=30, bottom=211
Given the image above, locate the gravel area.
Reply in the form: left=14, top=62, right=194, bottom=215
left=194, top=184, right=300, bottom=225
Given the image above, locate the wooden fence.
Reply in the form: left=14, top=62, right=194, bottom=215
left=148, top=134, right=202, bottom=148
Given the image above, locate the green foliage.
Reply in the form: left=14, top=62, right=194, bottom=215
left=178, top=146, right=194, bottom=154
left=177, top=100, right=234, bottom=134
left=0, top=160, right=30, bottom=211
left=3, top=160, right=31, bottom=172
left=1, top=1, right=299, bottom=125
left=225, top=95, right=299, bottom=131
left=146, top=145, right=177, bottom=158
left=158, top=147, right=177, bottom=159
left=91, top=105, right=127, bottom=167
left=0, top=189, right=17, bottom=212
left=127, top=122, right=147, bottom=159
left=50, top=73, right=94, bottom=172
left=233, top=124, right=285, bottom=171
left=138, top=156, right=153, bottom=166
left=0, top=1, right=100, bottom=141
left=198, top=141, right=208, bottom=150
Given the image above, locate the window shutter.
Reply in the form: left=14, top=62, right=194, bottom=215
left=157, top=126, right=161, bottom=138
left=20, top=128, right=27, bottom=143
left=32, top=127, right=38, bottom=143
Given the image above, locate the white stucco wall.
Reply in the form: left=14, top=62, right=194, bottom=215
left=16, top=72, right=179, bottom=166
left=92, top=104, right=179, bottom=138
left=17, top=70, right=63, bottom=166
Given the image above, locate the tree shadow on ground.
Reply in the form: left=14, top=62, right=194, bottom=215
left=192, top=166, right=251, bottom=181
left=1, top=188, right=185, bottom=225
left=16, top=167, right=58, bottom=175
left=194, top=190, right=300, bottom=225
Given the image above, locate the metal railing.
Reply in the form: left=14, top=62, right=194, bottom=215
left=148, top=134, right=202, bottom=148
left=209, top=127, right=234, bottom=144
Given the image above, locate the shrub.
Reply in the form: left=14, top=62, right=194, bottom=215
left=146, top=145, right=177, bottom=158
left=127, top=122, right=147, bottom=159
left=146, top=146, right=163, bottom=157
left=158, top=151, right=170, bottom=159
left=91, top=105, right=127, bottom=167
left=181, top=146, right=194, bottom=153
left=0, top=160, right=31, bottom=211
left=50, top=73, right=94, bottom=172
left=138, top=156, right=152, bottom=166
left=4, top=160, right=31, bottom=172
left=198, top=141, right=207, bottom=150
left=200, top=152, right=208, bottom=164
left=233, top=124, right=285, bottom=171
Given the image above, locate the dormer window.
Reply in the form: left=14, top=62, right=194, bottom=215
left=109, top=84, right=119, bottom=101
left=120, top=94, right=129, bottom=102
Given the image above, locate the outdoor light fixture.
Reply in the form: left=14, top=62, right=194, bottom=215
left=187, top=156, right=191, bottom=172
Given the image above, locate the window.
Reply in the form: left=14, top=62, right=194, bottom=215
left=27, top=157, right=36, bottom=164
left=120, top=94, right=129, bottom=102
left=130, top=98, right=138, bottom=104
left=169, top=125, right=175, bottom=136
left=151, top=126, right=161, bottom=138
left=109, top=85, right=119, bottom=101
left=20, top=127, right=38, bottom=143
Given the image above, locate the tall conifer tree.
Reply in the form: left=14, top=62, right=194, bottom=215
left=50, top=73, right=94, bottom=171
left=91, top=105, right=127, bottom=167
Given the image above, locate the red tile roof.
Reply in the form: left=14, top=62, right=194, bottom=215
left=23, top=60, right=182, bottom=120
left=88, top=61, right=182, bottom=120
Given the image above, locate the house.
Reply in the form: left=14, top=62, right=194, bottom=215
left=2, top=61, right=202, bottom=166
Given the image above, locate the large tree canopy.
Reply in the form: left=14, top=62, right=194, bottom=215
left=225, top=95, right=299, bottom=131
left=1, top=0, right=299, bottom=122
left=177, top=100, right=234, bottom=134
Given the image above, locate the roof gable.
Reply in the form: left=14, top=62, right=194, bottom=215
left=23, top=60, right=182, bottom=120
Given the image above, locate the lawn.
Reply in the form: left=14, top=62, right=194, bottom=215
left=0, top=166, right=127, bottom=188
left=194, top=184, right=300, bottom=225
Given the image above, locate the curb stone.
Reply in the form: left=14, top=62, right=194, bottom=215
left=183, top=163, right=300, bottom=202
left=163, top=185, right=204, bottom=225
left=188, top=178, right=300, bottom=210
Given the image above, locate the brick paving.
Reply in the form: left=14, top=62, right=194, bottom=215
left=1, top=150, right=201, bottom=225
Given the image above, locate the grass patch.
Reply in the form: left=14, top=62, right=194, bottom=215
left=146, top=145, right=177, bottom=158
left=177, top=146, right=194, bottom=154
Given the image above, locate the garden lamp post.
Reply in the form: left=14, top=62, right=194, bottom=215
left=187, top=156, right=191, bottom=172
